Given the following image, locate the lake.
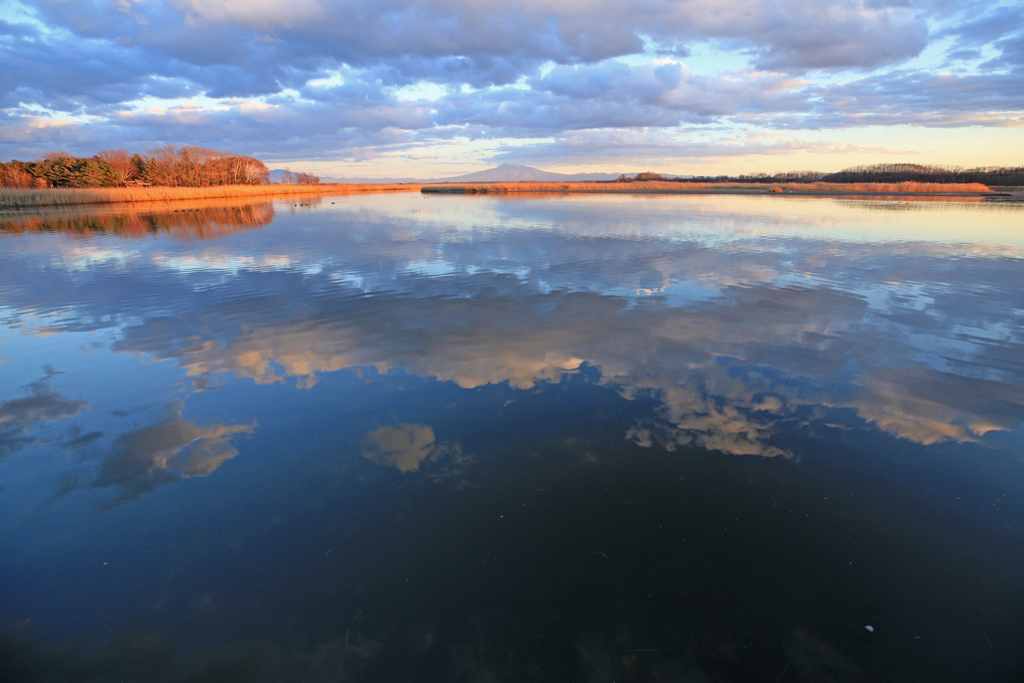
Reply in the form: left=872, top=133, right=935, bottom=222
left=1, top=193, right=1022, bottom=682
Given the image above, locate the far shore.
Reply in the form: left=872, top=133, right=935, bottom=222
left=421, top=186, right=1011, bottom=199
left=0, top=183, right=421, bottom=210
left=2, top=181, right=1021, bottom=210
left=420, top=180, right=1022, bottom=200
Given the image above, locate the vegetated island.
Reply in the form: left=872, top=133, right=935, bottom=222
left=421, top=180, right=1000, bottom=197
left=2, top=149, right=1021, bottom=208
left=421, top=166, right=1023, bottom=200
left=0, top=145, right=421, bottom=209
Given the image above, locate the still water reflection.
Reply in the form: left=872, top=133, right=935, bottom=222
left=1, top=194, right=1022, bottom=681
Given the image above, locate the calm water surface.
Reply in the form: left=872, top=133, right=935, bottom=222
left=1, top=194, right=1022, bottom=681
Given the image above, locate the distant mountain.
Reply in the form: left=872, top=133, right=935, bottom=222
left=270, top=164, right=690, bottom=184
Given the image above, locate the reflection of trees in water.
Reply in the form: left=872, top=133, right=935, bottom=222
left=0, top=201, right=275, bottom=239
left=832, top=195, right=990, bottom=211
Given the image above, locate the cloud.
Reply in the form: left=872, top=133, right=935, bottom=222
left=527, top=60, right=811, bottom=119
left=5, top=0, right=1004, bottom=167
left=939, top=5, right=1023, bottom=47
left=799, top=69, right=1024, bottom=128
left=981, top=31, right=1024, bottom=73
left=100, top=0, right=929, bottom=74
left=91, top=401, right=255, bottom=505
left=0, top=371, right=90, bottom=458
left=0, top=385, right=88, bottom=426
left=360, top=423, right=472, bottom=483
left=4, top=198, right=1023, bottom=459
left=99, top=263, right=1020, bottom=456
left=172, top=0, right=326, bottom=31
left=749, top=2, right=928, bottom=71
left=852, top=367, right=1024, bottom=444
left=485, top=128, right=913, bottom=167
left=0, top=20, right=155, bottom=111
left=361, top=424, right=437, bottom=472
left=0, top=427, right=36, bottom=459
left=63, top=428, right=104, bottom=449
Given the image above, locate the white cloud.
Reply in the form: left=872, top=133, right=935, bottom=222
left=361, top=424, right=437, bottom=472
left=172, top=0, right=325, bottom=29
left=1, top=0, right=1020, bottom=168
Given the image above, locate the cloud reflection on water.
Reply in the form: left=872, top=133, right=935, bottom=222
left=1, top=195, right=1022, bottom=472
left=91, top=401, right=255, bottom=506
left=0, top=370, right=90, bottom=458
left=112, top=273, right=1024, bottom=456
left=361, top=424, right=437, bottom=472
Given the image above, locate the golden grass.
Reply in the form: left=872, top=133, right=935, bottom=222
left=2, top=180, right=997, bottom=209
left=422, top=180, right=993, bottom=194
left=0, top=183, right=420, bottom=209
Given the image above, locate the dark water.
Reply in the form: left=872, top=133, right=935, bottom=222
left=1, top=193, right=1022, bottom=682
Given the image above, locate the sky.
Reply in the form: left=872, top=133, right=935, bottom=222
left=0, top=0, right=1022, bottom=177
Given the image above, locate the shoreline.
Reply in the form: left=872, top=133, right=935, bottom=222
left=2, top=181, right=1020, bottom=210
left=421, top=187, right=1010, bottom=199
left=0, top=183, right=420, bottom=210
left=421, top=182, right=1021, bottom=201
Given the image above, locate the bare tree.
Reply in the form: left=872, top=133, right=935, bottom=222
left=146, top=144, right=181, bottom=186
left=0, top=164, right=34, bottom=188
left=40, top=151, right=74, bottom=162
left=96, top=150, right=137, bottom=186
left=237, top=156, right=270, bottom=184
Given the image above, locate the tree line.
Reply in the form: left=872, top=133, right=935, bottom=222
left=278, top=169, right=321, bottom=185
left=616, top=172, right=666, bottom=181
left=685, top=164, right=1024, bottom=186
left=0, top=146, right=271, bottom=189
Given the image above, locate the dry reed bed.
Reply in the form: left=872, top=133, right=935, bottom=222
left=2, top=180, right=998, bottom=209
left=423, top=180, right=994, bottom=194
left=0, top=183, right=420, bottom=208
